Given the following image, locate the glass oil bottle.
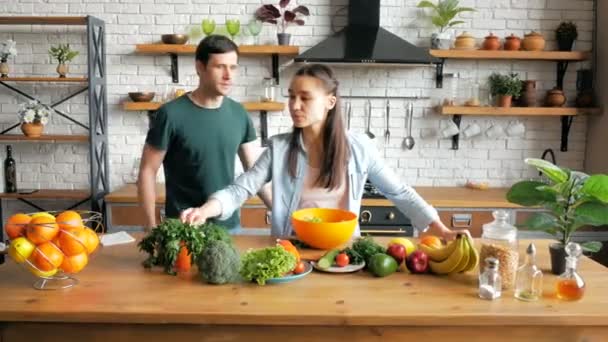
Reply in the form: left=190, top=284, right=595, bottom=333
left=556, top=242, right=586, bottom=301
left=514, top=243, right=543, bottom=301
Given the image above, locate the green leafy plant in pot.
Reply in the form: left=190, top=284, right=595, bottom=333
left=488, top=72, right=522, bottom=107
left=507, top=158, right=608, bottom=275
left=417, top=0, right=475, bottom=49
left=255, top=0, right=310, bottom=46
left=48, top=44, right=79, bottom=78
left=555, top=21, right=578, bottom=51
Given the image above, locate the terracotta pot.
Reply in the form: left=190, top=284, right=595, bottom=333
left=482, top=33, right=501, bottom=50
left=519, top=80, right=537, bottom=107
left=20, top=122, right=44, bottom=138
left=453, top=32, right=476, bottom=50
left=546, top=88, right=566, bottom=107
left=498, top=95, right=513, bottom=107
left=0, top=61, right=9, bottom=78
left=522, top=31, right=545, bottom=51
left=504, top=34, right=521, bottom=51
left=56, top=63, right=68, bottom=78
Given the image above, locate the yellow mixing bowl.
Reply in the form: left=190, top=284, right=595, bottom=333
left=291, top=208, right=358, bottom=249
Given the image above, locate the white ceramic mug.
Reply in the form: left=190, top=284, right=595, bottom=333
left=506, top=121, right=526, bottom=137
left=486, top=122, right=505, bottom=138
left=440, top=120, right=460, bottom=138
left=462, top=122, right=482, bottom=138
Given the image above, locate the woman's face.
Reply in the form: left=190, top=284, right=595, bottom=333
left=288, top=75, right=336, bottom=129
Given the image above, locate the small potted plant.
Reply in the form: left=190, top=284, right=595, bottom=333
left=417, top=0, right=475, bottom=49
left=488, top=73, right=522, bottom=107
left=0, top=39, right=17, bottom=78
left=48, top=44, right=79, bottom=78
left=555, top=21, right=578, bottom=51
left=507, top=158, right=607, bottom=274
left=17, top=100, right=52, bottom=138
left=255, top=0, right=310, bottom=45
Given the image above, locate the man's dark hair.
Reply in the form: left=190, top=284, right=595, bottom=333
left=195, top=35, right=239, bottom=65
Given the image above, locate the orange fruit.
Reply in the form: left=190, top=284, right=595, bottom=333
left=57, top=227, right=87, bottom=256
left=420, top=235, right=443, bottom=250
left=5, top=213, right=31, bottom=240
left=82, top=227, right=99, bottom=254
left=30, top=242, right=64, bottom=272
left=28, top=264, right=58, bottom=278
left=56, top=210, right=84, bottom=231
left=60, top=251, right=88, bottom=274
left=26, top=216, right=60, bottom=245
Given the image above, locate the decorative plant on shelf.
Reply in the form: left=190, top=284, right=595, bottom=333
left=507, top=158, right=608, bottom=274
left=255, top=0, right=310, bottom=45
left=0, top=39, right=17, bottom=78
left=17, top=100, right=52, bottom=138
left=488, top=72, right=522, bottom=107
left=48, top=44, right=79, bottom=78
left=417, top=0, right=475, bottom=49
left=555, top=21, right=578, bottom=51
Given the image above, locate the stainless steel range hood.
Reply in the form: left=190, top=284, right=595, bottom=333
left=294, top=0, right=439, bottom=65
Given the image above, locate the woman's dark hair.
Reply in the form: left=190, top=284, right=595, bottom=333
left=195, top=35, right=238, bottom=65
left=288, top=64, right=350, bottom=190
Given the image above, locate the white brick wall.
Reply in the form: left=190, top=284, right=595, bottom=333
left=0, top=0, right=594, bottom=213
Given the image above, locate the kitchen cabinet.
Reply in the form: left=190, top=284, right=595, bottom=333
left=240, top=207, right=270, bottom=228
left=436, top=209, right=496, bottom=238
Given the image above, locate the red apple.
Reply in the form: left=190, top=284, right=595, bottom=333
left=386, top=243, right=406, bottom=265
left=405, top=250, right=429, bottom=274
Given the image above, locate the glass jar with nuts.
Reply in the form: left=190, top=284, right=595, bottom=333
left=480, top=210, right=519, bottom=290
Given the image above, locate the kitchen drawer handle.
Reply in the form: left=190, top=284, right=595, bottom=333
left=451, top=213, right=472, bottom=228
left=265, top=211, right=271, bottom=225
left=360, top=229, right=405, bottom=234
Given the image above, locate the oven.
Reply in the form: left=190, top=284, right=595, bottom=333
left=359, top=182, right=414, bottom=236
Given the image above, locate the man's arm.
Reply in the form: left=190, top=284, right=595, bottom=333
left=137, top=144, right=166, bottom=232
left=238, top=141, right=272, bottom=209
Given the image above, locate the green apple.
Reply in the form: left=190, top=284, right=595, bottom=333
left=8, top=237, right=36, bottom=263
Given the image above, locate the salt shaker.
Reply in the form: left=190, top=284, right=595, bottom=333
left=479, top=257, right=502, bottom=300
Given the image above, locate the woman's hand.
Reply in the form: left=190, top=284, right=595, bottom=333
left=428, top=220, right=471, bottom=242
left=180, top=207, right=209, bottom=225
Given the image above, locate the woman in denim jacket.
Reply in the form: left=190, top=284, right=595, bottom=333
left=181, top=64, right=469, bottom=240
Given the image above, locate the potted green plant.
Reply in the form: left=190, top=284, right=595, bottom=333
left=507, top=158, right=607, bottom=274
left=48, top=44, right=79, bottom=78
left=0, top=39, right=17, bottom=78
left=488, top=73, right=522, bottom=107
left=17, top=100, right=52, bottom=137
left=255, top=0, right=310, bottom=46
left=417, top=0, right=475, bottom=49
left=555, top=21, right=578, bottom=51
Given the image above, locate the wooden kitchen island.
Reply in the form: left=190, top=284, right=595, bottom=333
left=1, top=236, right=607, bottom=342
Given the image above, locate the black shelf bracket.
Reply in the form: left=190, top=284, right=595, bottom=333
left=272, top=53, right=280, bottom=85
left=260, top=110, right=268, bottom=147
left=560, top=115, right=574, bottom=152
left=556, top=61, right=569, bottom=90
left=451, top=114, right=462, bottom=150
left=435, top=59, right=445, bottom=88
left=170, top=53, right=179, bottom=83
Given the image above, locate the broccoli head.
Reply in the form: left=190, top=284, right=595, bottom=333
left=197, top=240, right=240, bottom=285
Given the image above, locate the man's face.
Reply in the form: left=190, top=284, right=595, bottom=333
left=196, top=51, right=238, bottom=96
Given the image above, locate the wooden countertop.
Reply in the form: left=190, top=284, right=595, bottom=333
left=105, top=183, right=520, bottom=208
left=0, top=236, right=606, bottom=326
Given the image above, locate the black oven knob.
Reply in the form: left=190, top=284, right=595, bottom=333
left=360, top=210, right=372, bottom=223
left=387, top=212, right=395, bottom=220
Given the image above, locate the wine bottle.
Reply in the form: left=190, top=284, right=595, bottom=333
left=4, top=145, right=16, bottom=193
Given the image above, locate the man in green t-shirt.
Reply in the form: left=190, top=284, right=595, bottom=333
left=137, top=35, right=271, bottom=231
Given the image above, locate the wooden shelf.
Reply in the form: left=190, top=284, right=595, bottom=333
left=0, top=77, right=87, bottom=83
left=0, top=16, right=87, bottom=25
left=430, top=49, right=590, bottom=61
left=0, top=189, right=90, bottom=199
left=123, top=101, right=284, bottom=112
left=0, top=134, right=88, bottom=142
left=440, top=106, right=601, bottom=116
left=135, top=44, right=299, bottom=56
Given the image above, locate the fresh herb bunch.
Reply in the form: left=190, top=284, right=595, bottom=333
left=352, top=236, right=385, bottom=265
left=341, top=247, right=365, bottom=265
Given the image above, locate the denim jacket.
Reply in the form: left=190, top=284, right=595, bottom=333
left=211, top=132, right=439, bottom=236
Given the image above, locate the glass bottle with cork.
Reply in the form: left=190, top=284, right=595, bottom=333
left=479, top=210, right=519, bottom=290
left=514, top=243, right=543, bottom=301
left=4, top=145, right=16, bottom=193
left=556, top=242, right=586, bottom=301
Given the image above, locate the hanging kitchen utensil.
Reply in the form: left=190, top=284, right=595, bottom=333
left=365, top=99, right=375, bottom=139
left=346, top=101, right=352, bottom=130
left=384, top=99, right=390, bottom=144
left=403, top=102, right=415, bottom=150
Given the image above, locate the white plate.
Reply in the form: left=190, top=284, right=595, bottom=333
left=311, top=261, right=365, bottom=273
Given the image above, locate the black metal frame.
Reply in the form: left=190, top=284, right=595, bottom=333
left=0, top=16, right=109, bottom=234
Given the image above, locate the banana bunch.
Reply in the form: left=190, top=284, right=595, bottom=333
left=418, top=235, right=479, bottom=275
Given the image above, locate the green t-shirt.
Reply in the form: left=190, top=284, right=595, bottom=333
left=145, top=95, right=256, bottom=229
